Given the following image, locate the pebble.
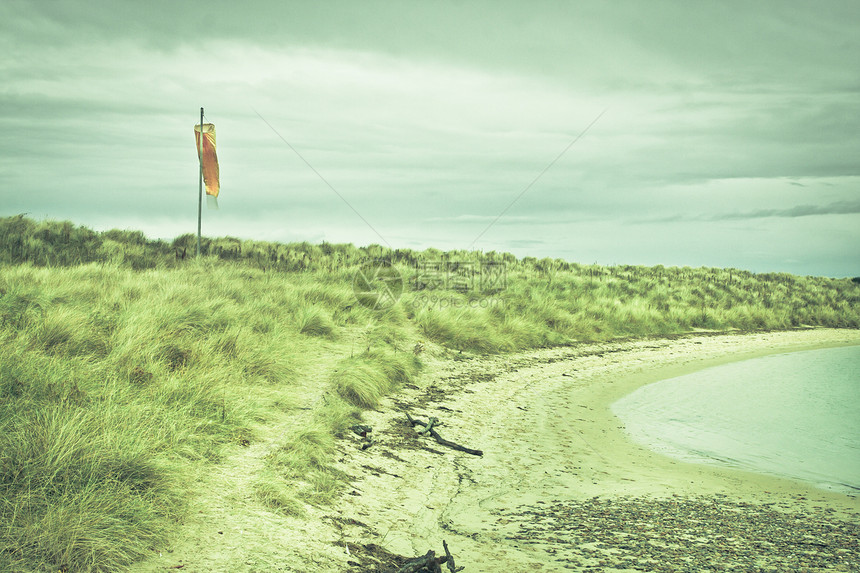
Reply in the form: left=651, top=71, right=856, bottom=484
left=498, top=495, right=860, bottom=571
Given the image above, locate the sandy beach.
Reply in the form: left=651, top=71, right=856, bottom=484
left=326, top=329, right=860, bottom=571
left=128, top=328, right=860, bottom=572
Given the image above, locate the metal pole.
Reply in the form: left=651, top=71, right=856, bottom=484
left=197, top=107, right=203, bottom=257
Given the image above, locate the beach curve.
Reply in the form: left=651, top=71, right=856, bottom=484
left=330, top=328, right=860, bottom=571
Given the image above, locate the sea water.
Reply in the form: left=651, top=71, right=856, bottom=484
left=611, top=345, right=860, bottom=493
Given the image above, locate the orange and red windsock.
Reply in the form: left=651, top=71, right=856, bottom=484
left=194, top=123, right=220, bottom=197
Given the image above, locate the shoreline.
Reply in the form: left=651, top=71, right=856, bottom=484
left=329, top=328, right=860, bottom=571
left=610, top=343, right=860, bottom=496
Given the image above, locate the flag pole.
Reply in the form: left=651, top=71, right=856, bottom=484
left=197, top=107, right=203, bottom=257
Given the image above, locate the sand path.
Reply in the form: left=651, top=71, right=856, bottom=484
left=127, top=341, right=352, bottom=572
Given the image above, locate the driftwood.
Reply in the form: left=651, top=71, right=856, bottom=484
left=395, top=540, right=464, bottom=573
left=396, top=550, right=446, bottom=573
left=443, top=540, right=464, bottom=572
left=406, top=413, right=483, bottom=456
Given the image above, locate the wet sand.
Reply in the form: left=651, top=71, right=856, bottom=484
left=330, top=329, right=860, bottom=571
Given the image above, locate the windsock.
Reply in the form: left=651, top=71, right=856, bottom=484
left=194, top=123, right=220, bottom=197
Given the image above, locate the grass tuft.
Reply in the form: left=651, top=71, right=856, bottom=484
left=296, top=304, right=335, bottom=337
left=252, top=477, right=306, bottom=517
left=332, top=350, right=419, bottom=409
left=0, top=403, right=179, bottom=572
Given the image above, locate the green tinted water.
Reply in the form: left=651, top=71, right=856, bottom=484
left=612, top=345, right=860, bottom=493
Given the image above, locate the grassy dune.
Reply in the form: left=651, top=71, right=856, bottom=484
left=0, top=216, right=858, bottom=571
left=0, top=261, right=403, bottom=571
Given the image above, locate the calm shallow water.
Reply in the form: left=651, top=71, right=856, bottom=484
left=612, top=345, right=860, bottom=493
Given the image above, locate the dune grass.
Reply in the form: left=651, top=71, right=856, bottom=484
left=332, top=349, right=420, bottom=409
left=0, top=262, right=352, bottom=571
left=403, top=264, right=859, bottom=352
left=1, top=215, right=858, bottom=570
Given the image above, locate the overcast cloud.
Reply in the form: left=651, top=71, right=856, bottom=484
left=1, top=0, right=858, bottom=275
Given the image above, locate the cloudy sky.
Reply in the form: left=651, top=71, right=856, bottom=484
left=2, top=1, right=858, bottom=276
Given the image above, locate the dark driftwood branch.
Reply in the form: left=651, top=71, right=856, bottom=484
left=406, top=413, right=483, bottom=457
left=396, top=549, right=447, bottom=573
left=443, top=540, right=464, bottom=572
left=418, top=417, right=438, bottom=436
left=395, top=540, right=463, bottom=573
